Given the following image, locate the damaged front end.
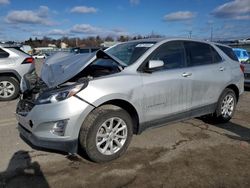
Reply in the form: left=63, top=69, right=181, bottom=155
left=17, top=71, right=89, bottom=115
left=15, top=49, right=126, bottom=154
left=17, top=50, right=123, bottom=114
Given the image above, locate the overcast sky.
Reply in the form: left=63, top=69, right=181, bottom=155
left=0, top=0, right=249, bottom=41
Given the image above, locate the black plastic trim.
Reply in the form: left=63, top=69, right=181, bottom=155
left=18, top=123, right=78, bottom=154
left=138, top=103, right=216, bottom=134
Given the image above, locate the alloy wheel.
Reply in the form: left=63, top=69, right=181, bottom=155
left=96, top=117, right=128, bottom=155
left=221, top=94, right=235, bottom=118
left=0, top=81, right=15, bottom=98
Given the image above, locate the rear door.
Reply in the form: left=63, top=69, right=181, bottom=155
left=183, top=41, right=231, bottom=112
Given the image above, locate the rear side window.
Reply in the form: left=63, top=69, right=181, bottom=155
left=184, top=41, right=213, bottom=66
left=150, top=41, right=186, bottom=70
left=216, top=45, right=239, bottom=61
left=0, top=48, right=9, bottom=58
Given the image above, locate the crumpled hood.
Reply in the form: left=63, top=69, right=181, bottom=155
left=41, top=52, right=95, bottom=88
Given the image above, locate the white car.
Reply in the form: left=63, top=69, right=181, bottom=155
left=238, top=38, right=250, bottom=44
left=33, top=53, right=48, bottom=59
left=0, top=44, right=35, bottom=100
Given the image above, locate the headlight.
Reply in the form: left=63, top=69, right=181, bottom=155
left=36, top=83, right=86, bottom=104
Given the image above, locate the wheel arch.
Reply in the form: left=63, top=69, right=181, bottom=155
left=98, top=99, right=140, bottom=134
left=225, top=84, right=239, bottom=102
left=0, top=70, right=21, bottom=82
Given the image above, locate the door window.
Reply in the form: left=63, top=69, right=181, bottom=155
left=149, top=41, right=186, bottom=70
left=184, top=41, right=214, bottom=67
left=211, top=46, right=222, bottom=63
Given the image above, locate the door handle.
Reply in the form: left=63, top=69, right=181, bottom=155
left=219, top=67, right=225, bottom=71
left=182, top=72, right=192, bottom=77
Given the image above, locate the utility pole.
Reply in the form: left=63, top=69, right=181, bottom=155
left=75, top=38, right=78, bottom=47
left=210, top=24, right=213, bottom=42
left=189, top=31, right=192, bottom=38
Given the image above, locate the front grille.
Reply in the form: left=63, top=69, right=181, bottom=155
left=16, top=100, right=35, bottom=116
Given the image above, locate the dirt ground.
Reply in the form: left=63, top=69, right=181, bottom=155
left=1, top=143, right=250, bottom=188
left=1, top=90, right=250, bottom=188
left=0, top=60, right=249, bottom=188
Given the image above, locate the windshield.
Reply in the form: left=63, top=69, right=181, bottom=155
left=106, top=41, right=156, bottom=66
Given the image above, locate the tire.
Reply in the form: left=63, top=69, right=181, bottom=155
left=211, top=88, right=237, bottom=123
left=0, top=76, right=20, bottom=101
left=79, top=105, right=133, bottom=163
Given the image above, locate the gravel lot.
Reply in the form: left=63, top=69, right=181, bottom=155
left=0, top=60, right=249, bottom=188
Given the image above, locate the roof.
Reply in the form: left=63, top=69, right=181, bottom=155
left=123, top=37, right=225, bottom=46
left=0, top=43, right=22, bottom=48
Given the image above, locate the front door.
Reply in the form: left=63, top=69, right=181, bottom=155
left=140, top=41, right=193, bottom=123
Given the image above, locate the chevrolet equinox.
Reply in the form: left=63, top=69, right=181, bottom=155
left=16, top=38, right=244, bottom=162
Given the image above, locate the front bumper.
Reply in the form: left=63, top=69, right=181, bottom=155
left=18, top=123, right=78, bottom=153
left=16, top=96, right=95, bottom=153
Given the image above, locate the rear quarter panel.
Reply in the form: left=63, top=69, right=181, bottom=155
left=227, top=60, right=244, bottom=95
left=213, top=45, right=244, bottom=96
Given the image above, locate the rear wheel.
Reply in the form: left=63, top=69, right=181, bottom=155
left=0, top=77, right=19, bottom=101
left=79, top=105, right=133, bottom=163
left=211, top=88, right=237, bottom=123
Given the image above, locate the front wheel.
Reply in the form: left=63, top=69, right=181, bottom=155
left=212, top=88, right=237, bottom=123
left=79, top=105, right=133, bottom=163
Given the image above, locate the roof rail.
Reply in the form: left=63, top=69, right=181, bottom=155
left=0, top=43, right=22, bottom=48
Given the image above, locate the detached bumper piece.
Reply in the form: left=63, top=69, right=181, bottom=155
left=18, top=124, right=78, bottom=154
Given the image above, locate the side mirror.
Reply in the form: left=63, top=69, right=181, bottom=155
left=148, top=60, right=164, bottom=69
left=144, top=60, right=164, bottom=73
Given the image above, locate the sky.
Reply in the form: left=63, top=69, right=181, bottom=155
left=0, top=0, right=249, bottom=41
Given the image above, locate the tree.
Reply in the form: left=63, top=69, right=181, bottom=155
left=105, top=36, right=114, bottom=42
left=118, top=35, right=129, bottom=42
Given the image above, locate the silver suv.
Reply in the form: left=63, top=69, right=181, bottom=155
left=0, top=44, right=35, bottom=100
left=16, top=38, right=244, bottom=162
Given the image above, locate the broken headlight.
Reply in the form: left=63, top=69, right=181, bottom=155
left=36, top=83, right=86, bottom=104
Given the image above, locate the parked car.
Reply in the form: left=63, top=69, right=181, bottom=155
left=33, top=53, right=49, bottom=59
left=16, top=38, right=244, bottom=162
left=233, top=48, right=249, bottom=63
left=0, top=44, right=35, bottom=101
left=238, top=38, right=250, bottom=44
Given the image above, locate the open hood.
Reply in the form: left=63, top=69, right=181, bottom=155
left=41, top=51, right=95, bottom=88
left=41, top=50, right=125, bottom=88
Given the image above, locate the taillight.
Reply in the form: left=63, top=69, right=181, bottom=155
left=240, top=64, right=245, bottom=73
left=22, top=57, right=34, bottom=64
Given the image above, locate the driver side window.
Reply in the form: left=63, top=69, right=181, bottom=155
left=150, top=41, right=186, bottom=70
